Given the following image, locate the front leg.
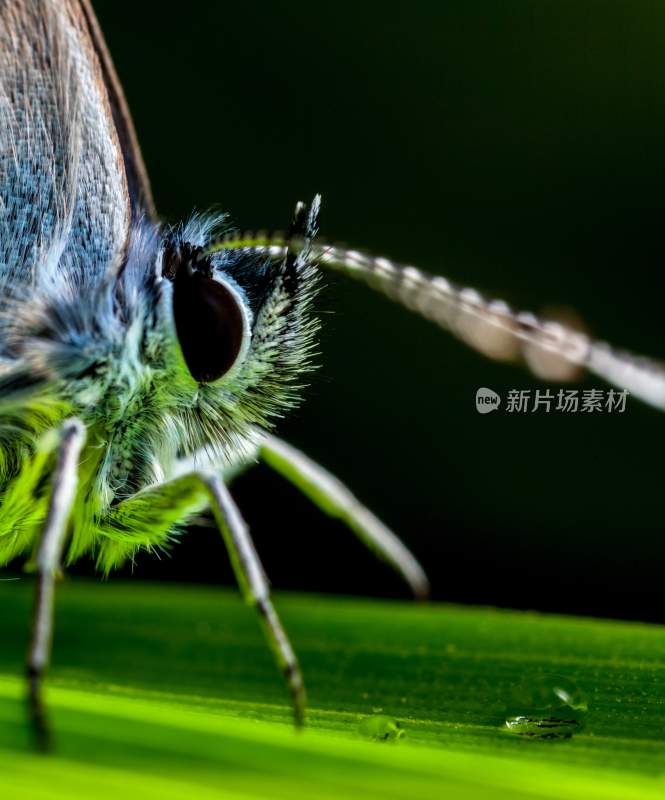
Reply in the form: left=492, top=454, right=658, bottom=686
left=170, top=433, right=430, bottom=599
left=259, top=434, right=430, bottom=599
left=103, top=471, right=306, bottom=725
left=27, top=418, right=86, bottom=751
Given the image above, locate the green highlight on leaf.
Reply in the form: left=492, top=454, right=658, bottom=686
left=2, top=578, right=665, bottom=799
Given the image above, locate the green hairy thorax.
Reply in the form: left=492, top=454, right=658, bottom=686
left=0, top=332, right=258, bottom=574
left=0, top=377, right=212, bottom=574
left=0, top=356, right=257, bottom=573
left=0, top=292, right=267, bottom=574
left=0, top=334, right=277, bottom=575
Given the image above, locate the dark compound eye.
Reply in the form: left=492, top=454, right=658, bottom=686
left=172, top=264, right=247, bottom=384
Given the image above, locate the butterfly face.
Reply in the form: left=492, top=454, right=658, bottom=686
left=131, top=207, right=321, bottom=465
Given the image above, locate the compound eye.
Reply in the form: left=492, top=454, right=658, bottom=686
left=173, top=268, right=247, bottom=383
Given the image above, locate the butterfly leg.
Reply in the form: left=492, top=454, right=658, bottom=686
left=101, top=471, right=305, bottom=725
left=26, top=418, right=86, bottom=752
left=258, top=433, right=430, bottom=599
left=205, top=473, right=306, bottom=724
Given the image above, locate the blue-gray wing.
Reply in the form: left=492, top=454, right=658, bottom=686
left=0, top=0, right=147, bottom=298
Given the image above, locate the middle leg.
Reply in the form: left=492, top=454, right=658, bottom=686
left=100, top=470, right=306, bottom=724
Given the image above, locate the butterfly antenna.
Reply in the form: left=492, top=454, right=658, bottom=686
left=207, top=218, right=665, bottom=411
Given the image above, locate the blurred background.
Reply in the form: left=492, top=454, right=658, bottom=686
left=77, top=1, right=665, bottom=621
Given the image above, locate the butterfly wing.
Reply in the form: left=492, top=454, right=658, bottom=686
left=0, top=0, right=148, bottom=299
left=77, top=0, right=155, bottom=220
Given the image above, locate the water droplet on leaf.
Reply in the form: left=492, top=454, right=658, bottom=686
left=358, top=714, right=404, bottom=741
left=504, top=674, right=587, bottom=740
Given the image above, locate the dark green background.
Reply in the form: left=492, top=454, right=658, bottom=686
left=85, top=1, right=665, bottom=620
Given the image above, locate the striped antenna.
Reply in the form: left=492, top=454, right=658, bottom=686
left=208, top=232, right=665, bottom=411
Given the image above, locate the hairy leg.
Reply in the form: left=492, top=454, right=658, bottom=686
left=27, top=418, right=86, bottom=751
left=205, top=475, right=305, bottom=723
left=170, top=433, right=429, bottom=598
left=102, top=470, right=306, bottom=724
left=258, top=434, right=430, bottom=599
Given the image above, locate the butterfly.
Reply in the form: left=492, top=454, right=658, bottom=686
left=1, top=0, right=664, bottom=751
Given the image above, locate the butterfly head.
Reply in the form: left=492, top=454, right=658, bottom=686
left=155, top=198, right=321, bottom=454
